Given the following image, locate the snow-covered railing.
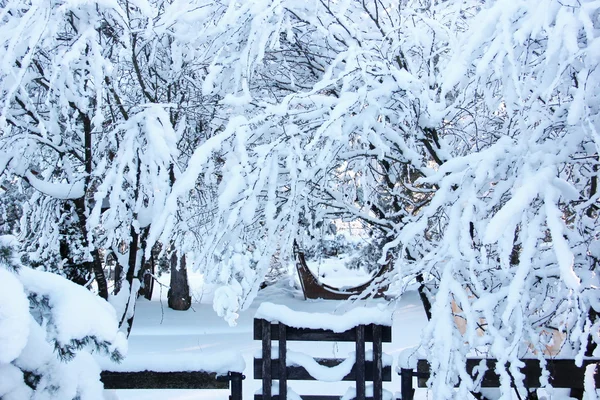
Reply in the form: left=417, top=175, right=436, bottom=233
left=100, top=351, right=245, bottom=399
left=254, top=303, right=394, bottom=400
left=398, top=357, right=600, bottom=400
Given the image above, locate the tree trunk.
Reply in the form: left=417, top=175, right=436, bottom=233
left=73, top=197, right=109, bottom=300
left=168, top=252, right=191, bottom=311
left=416, top=273, right=432, bottom=320
left=118, top=225, right=149, bottom=336
left=138, top=256, right=155, bottom=300
left=113, top=252, right=123, bottom=295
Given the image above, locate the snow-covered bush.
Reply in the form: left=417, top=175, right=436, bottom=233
left=0, top=236, right=126, bottom=400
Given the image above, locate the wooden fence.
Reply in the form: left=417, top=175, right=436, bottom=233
left=399, top=358, right=600, bottom=400
left=101, top=370, right=244, bottom=400
left=254, top=318, right=392, bottom=400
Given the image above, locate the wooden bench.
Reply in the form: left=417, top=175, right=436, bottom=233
left=101, top=370, right=244, bottom=400
left=254, top=318, right=392, bottom=400
left=399, top=358, right=600, bottom=399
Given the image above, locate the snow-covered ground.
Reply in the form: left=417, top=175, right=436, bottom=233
left=103, top=260, right=428, bottom=399
left=101, top=260, right=589, bottom=400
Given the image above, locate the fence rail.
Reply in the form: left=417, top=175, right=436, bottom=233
left=400, top=358, right=600, bottom=400
left=101, top=370, right=244, bottom=400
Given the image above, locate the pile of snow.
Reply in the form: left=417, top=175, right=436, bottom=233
left=255, top=302, right=393, bottom=331
left=284, top=349, right=393, bottom=382
left=0, top=235, right=126, bottom=400
left=100, top=351, right=245, bottom=375
left=397, top=346, right=422, bottom=370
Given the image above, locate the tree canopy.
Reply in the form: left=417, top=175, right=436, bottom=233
left=1, top=0, right=599, bottom=398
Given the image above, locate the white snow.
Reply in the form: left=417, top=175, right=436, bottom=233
left=340, top=385, right=394, bottom=400
left=24, top=170, right=85, bottom=200
left=100, top=352, right=244, bottom=375
left=0, top=268, right=29, bottom=364
left=281, top=349, right=393, bottom=382
left=0, top=364, right=26, bottom=398
left=255, top=302, right=393, bottom=331
left=584, top=363, right=599, bottom=400
left=107, top=271, right=428, bottom=399
left=305, top=255, right=378, bottom=289
left=2, top=0, right=599, bottom=398
left=397, top=346, right=421, bottom=370
left=18, top=267, right=127, bottom=350
left=0, top=237, right=126, bottom=400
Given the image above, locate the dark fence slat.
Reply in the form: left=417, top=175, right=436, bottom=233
left=254, top=358, right=392, bottom=381
left=416, top=359, right=429, bottom=388
left=279, top=322, right=287, bottom=400
left=372, top=324, right=383, bottom=400
left=230, top=372, right=244, bottom=400
left=253, top=319, right=391, bottom=342
left=100, top=371, right=229, bottom=390
left=262, top=319, right=272, bottom=400
left=355, top=325, right=366, bottom=400
left=400, top=368, right=414, bottom=400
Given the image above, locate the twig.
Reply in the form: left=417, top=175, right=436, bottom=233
left=145, top=272, right=170, bottom=324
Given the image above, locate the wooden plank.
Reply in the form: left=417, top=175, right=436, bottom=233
left=279, top=322, right=287, bottom=400
left=416, top=359, right=600, bottom=389
left=100, top=371, right=229, bottom=389
left=230, top=372, right=244, bottom=400
left=356, top=325, right=366, bottom=400
left=262, top=319, right=272, bottom=400
left=372, top=324, right=382, bottom=400
left=254, top=319, right=391, bottom=342
left=543, top=359, right=599, bottom=388
left=416, top=359, right=428, bottom=387
left=254, top=358, right=392, bottom=381
left=400, top=368, right=415, bottom=400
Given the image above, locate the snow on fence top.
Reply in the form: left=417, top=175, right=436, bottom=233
left=99, top=351, right=245, bottom=374
left=397, top=346, right=421, bottom=370
left=255, top=302, right=393, bottom=331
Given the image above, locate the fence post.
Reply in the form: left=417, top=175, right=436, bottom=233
left=356, top=324, right=366, bottom=400
left=373, top=324, right=383, bottom=400
left=400, top=368, right=414, bottom=400
left=229, top=372, right=244, bottom=400
left=279, top=322, right=287, bottom=400
left=261, top=319, right=272, bottom=400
